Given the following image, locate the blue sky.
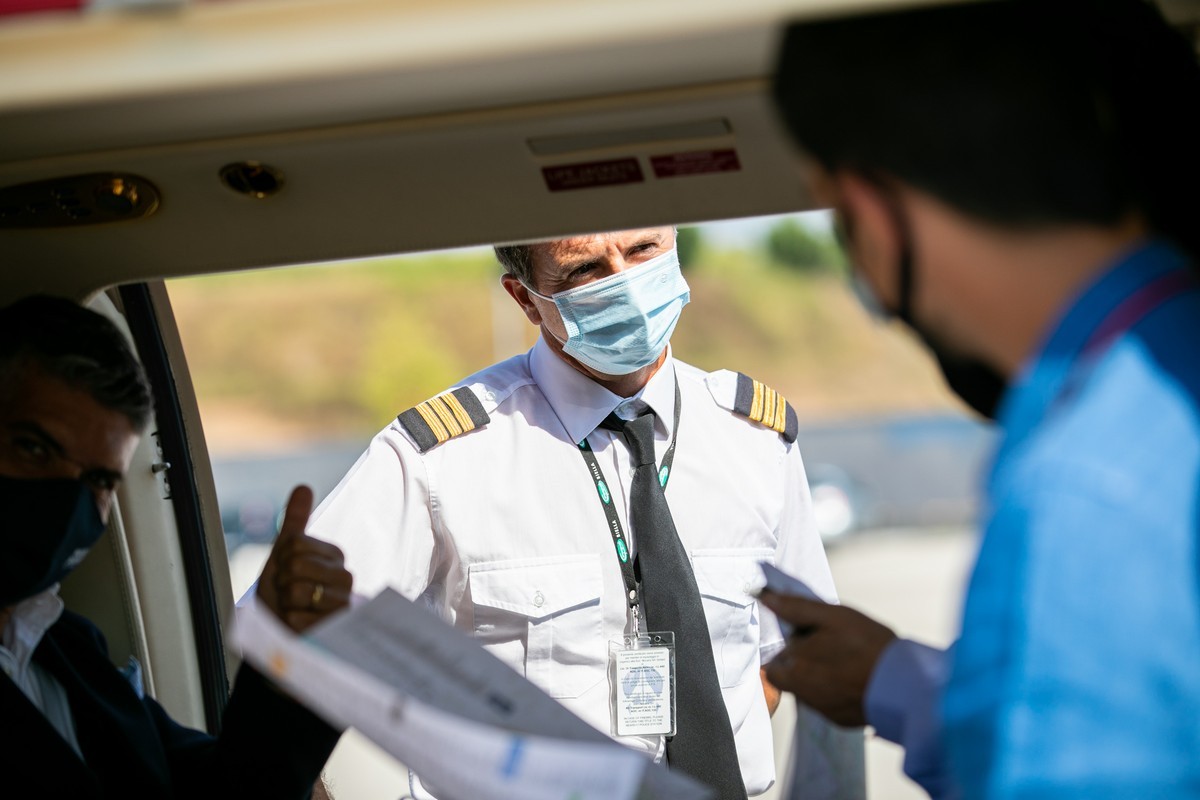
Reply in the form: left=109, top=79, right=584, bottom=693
left=697, top=209, right=833, bottom=249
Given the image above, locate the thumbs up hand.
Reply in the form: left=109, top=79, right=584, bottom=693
left=255, top=485, right=352, bottom=633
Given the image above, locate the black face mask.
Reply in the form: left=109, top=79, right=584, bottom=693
left=927, top=346, right=1006, bottom=421
left=835, top=196, right=1008, bottom=421
left=0, top=476, right=106, bottom=608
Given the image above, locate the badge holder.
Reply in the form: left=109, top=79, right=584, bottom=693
left=609, top=630, right=676, bottom=738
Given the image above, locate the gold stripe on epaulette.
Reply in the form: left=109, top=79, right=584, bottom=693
left=442, top=392, right=474, bottom=432
left=415, top=401, right=450, bottom=444
left=729, top=372, right=798, bottom=444
left=428, top=395, right=463, bottom=439
left=750, top=379, right=764, bottom=422
left=771, top=396, right=788, bottom=435
left=746, top=379, right=790, bottom=435
left=398, top=386, right=491, bottom=452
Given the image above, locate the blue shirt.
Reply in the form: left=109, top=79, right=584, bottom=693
left=943, top=240, right=1200, bottom=798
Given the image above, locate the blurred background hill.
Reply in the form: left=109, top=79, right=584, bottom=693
left=169, top=213, right=970, bottom=455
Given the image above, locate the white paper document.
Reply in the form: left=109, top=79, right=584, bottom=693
left=231, top=589, right=712, bottom=800
left=758, top=561, right=826, bottom=639
left=756, top=563, right=867, bottom=800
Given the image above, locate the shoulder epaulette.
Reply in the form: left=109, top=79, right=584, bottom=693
left=397, top=387, right=490, bottom=453
left=706, top=370, right=798, bottom=443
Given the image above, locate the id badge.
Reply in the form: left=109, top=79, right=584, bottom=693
left=610, top=631, right=676, bottom=737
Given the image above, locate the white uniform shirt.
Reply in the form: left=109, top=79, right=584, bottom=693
left=309, top=339, right=837, bottom=796
left=0, top=587, right=83, bottom=757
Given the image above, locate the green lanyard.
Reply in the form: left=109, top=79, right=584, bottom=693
left=576, top=378, right=681, bottom=622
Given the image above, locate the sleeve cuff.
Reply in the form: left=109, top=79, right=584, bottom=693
left=864, top=638, right=948, bottom=745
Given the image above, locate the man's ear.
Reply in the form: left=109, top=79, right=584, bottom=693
left=500, top=273, right=543, bottom=326
left=834, top=172, right=906, bottom=309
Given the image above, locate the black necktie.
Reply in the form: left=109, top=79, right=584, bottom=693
left=602, top=410, right=748, bottom=800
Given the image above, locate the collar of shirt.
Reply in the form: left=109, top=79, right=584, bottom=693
left=0, top=586, right=64, bottom=684
left=528, top=335, right=677, bottom=445
left=995, top=238, right=1194, bottom=456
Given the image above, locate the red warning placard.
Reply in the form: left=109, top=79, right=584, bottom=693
left=651, top=149, right=741, bottom=178
left=542, top=158, right=644, bottom=192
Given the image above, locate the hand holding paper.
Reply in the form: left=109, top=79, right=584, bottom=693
left=758, top=563, right=895, bottom=728
left=758, top=561, right=825, bottom=639
left=231, top=588, right=712, bottom=800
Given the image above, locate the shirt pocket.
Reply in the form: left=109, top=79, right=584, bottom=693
left=467, top=553, right=605, bottom=699
left=691, top=548, right=774, bottom=688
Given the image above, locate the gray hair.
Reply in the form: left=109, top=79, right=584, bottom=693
left=494, top=243, right=535, bottom=288
left=494, top=227, right=679, bottom=292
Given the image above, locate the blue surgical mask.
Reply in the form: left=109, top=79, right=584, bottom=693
left=525, top=247, right=690, bottom=376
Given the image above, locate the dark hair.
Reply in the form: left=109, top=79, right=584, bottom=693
left=772, top=0, right=1200, bottom=260
left=0, top=295, right=154, bottom=431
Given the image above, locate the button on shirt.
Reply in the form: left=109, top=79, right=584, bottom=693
left=309, top=339, right=837, bottom=796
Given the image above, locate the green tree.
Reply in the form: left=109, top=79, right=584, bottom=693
left=765, top=218, right=844, bottom=273
left=676, top=226, right=705, bottom=270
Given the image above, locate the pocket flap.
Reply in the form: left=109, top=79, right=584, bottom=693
left=691, top=548, right=774, bottom=607
left=469, top=554, right=602, bottom=619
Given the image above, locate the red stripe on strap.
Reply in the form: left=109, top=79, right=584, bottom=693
left=1083, top=270, right=1196, bottom=358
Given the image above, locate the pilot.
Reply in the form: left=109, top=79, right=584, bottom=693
left=305, top=226, right=855, bottom=798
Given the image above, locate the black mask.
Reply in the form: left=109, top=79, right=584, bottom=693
left=894, top=229, right=1007, bottom=421
left=836, top=195, right=1008, bottom=421
left=928, top=345, right=1006, bottom=421
left=0, top=476, right=106, bottom=608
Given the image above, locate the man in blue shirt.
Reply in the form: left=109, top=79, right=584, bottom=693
left=761, top=1, right=1200, bottom=797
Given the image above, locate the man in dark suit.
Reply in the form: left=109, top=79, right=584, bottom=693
left=0, top=294, right=352, bottom=798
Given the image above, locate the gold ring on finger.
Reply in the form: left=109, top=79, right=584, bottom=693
left=311, top=582, right=325, bottom=608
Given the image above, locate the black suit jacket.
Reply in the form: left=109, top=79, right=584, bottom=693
left=2, top=610, right=341, bottom=798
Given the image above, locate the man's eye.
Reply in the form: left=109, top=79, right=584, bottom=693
left=13, top=436, right=50, bottom=462
left=568, top=264, right=596, bottom=280
left=629, top=243, right=662, bottom=261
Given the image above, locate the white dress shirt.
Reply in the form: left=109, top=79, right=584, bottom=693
left=309, top=339, right=837, bottom=796
left=1, top=587, right=83, bottom=757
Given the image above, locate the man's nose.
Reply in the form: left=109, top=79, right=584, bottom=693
left=91, top=489, right=113, bottom=524
left=602, top=252, right=637, bottom=276
left=600, top=263, right=628, bottom=278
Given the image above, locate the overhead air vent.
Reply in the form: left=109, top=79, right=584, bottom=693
left=0, top=173, right=160, bottom=229
left=219, top=161, right=285, bottom=199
